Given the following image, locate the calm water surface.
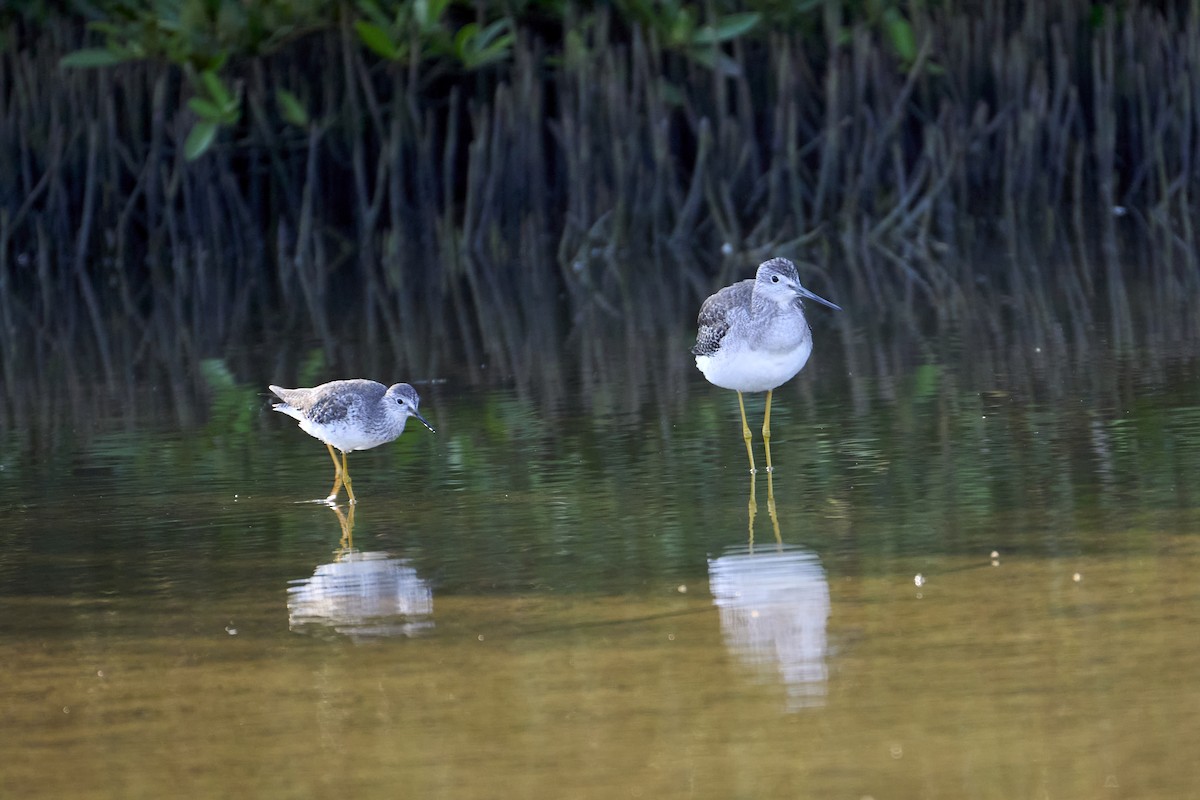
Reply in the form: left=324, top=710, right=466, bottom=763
left=2, top=353, right=1199, bottom=798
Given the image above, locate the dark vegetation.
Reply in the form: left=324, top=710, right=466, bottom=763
left=1, top=0, right=1198, bottom=428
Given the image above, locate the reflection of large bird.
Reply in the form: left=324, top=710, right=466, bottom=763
left=708, top=545, right=830, bottom=711
left=288, top=551, right=433, bottom=640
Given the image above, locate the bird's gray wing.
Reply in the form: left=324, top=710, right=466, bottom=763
left=691, top=281, right=751, bottom=356
left=691, top=317, right=729, bottom=357
left=305, top=391, right=358, bottom=425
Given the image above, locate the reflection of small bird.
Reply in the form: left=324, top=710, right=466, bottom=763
left=693, top=257, right=840, bottom=473
left=270, top=379, right=435, bottom=504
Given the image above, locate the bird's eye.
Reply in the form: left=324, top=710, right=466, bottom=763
left=771, top=275, right=780, bottom=283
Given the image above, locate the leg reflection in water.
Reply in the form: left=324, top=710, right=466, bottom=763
left=332, top=502, right=356, bottom=552
left=747, top=470, right=782, bottom=549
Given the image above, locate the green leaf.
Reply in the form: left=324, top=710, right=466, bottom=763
left=276, top=89, right=309, bottom=128
left=188, top=97, right=225, bottom=121
left=415, top=0, right=451, bottom=31
left=883, top=8, right=916, bottom=63
left=414, top=0, right=432, bottom=28
left=198, top=70, right=232, bottom=107
left=453, top=21, right=479, bottom=56
left=464, top=37, right=513, bottom=68
left=473, top=19, right=512, bottom=50
left=455, top=20, right=514, bottom=68
left=59, top=48, right=127, bottom=68
left=667, top=8, right=694, bottom=47
left=354, top=20, right=400, bottom=59
left=184, top=120, right=219, bottom=160
left=692, top=12, right=760, bottom=45
left=686, top=46, right=742, bottom=76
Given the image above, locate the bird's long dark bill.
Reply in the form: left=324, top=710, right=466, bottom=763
left=414, top=410, right=436, bottom=433
left=799, top=286, right=842, bottom=312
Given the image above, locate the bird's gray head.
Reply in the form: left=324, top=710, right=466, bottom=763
left=385, top=383, right=436, bottom=433
left=755, top=257, right=842, bottom=312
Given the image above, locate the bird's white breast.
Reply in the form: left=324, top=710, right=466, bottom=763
left=695, top=336, right=814, bottom=393
left=300, top=417, right=406, bottom=452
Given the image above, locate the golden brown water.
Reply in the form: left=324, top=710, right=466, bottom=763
left=2, top=363, right=1200, bottom=798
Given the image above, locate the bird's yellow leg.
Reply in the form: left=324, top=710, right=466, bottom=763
left=763, top=389, right=774, bottom=473
left=325, top=443, right=344, bottom=503
left=341, top=450, right=357, bottom=505
left=737, top=391, right=757, bottom=474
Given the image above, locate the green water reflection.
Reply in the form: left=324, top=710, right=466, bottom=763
left=1, top=357, right=1199, bottom=798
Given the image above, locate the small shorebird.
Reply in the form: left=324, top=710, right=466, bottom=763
left=269, top=379, right=435, bottom=504
left=692, top=257, right=840, bottom=473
